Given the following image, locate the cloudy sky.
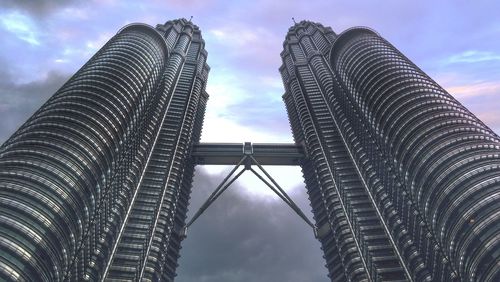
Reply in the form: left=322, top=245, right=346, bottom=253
left=1, top=1, right=499, bottom=281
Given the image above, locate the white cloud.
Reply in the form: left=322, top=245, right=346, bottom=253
left=201, top=70, right=292, bottom=144
left=445, top=50, right=500, bottom=64
left=206, top=24, right=281, bottom=62
left=85, top=32, right=112, bottom=51
left=201, top=113, right=290, bottom=143
left=53, top=32, right=111, bottom=68
left=0, top=11, right=41, bottom=46
left=204, top=71, right=251, bottom=116
left=259, top=75, right=283, bottom=89
left=209, top=27, right=260, bottom=46
left=210, top=29, right=225, bottom=38
left=56, top=7, right=89, bottom=20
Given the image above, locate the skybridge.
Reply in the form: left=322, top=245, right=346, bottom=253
left=184, top=142, right=319, bottom=238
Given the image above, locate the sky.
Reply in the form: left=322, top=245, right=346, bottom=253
left=0, top=1, right=499, bottom=281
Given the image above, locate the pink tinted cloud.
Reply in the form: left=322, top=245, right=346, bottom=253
left=477, top=111, right=500, bottom=134
left=446, top=81, right=500, bottom=100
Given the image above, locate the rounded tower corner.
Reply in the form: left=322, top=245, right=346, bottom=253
left=117, top=23, right=170, bottom=58
left=329, top=26, right=379, bottom=67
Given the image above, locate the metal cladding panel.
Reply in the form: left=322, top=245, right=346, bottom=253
left=282, top=22, right=362, bottom=281
left=105, top=19, right=210, bottom=281
left=0, top=24, right=169, bottom=281
left=281, top=21, right=499, bottom=282
left=330, top=28, right=500, bottom=281
left=282, top=21, right=414, bottom=282
left=1, top=17, right=497, bottom=282
left=0, top=19, right=210, bottom=281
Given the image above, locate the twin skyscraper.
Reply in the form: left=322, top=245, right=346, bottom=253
left=0, top=18, right=498, bottom=281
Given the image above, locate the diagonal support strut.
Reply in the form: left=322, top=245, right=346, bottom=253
left=182, top=143, right=317, bottom=238
left=184, top=155, right=248, bottom=232
left=248, top=155, right=315, bottom=230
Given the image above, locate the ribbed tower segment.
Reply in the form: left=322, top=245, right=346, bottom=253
left=0, top=19, right=209, bottom=281
left=329, top=28, right=500, bottom=281
left=0, top=23, right=168, bottom=281
left=104, top=19, right=209, bottom=282
left=281, top=21, right=411, bottom=281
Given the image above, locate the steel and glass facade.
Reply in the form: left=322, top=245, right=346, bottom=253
left=0, top=18, right=209, bottom=281
left=281, top=21, right=499, bottom=281
left=0, top=17, right=499, bottom=282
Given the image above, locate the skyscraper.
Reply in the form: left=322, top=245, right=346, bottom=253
left=0, top=16, right=498, bottom=282
left=0, top=19, right=209, bottom=281
left=281, top=21, right=499, bottom=281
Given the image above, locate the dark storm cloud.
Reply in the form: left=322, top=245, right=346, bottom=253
left=177, top=167, right=328, bottom=282
left=1, top=0, right=80, bottom=16
left=0, top=66, right=69, bottom=142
